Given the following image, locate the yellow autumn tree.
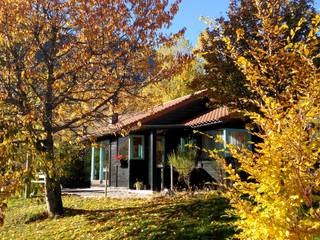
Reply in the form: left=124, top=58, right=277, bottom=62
left=0, top=0, right=182, bottom=218
left=209, top=0, right=320, bottom=239
left=140, top=37, right=202, bottom=107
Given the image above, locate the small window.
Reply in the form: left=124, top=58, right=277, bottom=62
left=130, top=135, right=144, bottom=159
left=118, top=137, right=129, bottom=160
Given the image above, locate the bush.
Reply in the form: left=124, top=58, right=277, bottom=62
left=209, top=2, right=320, bottom=238
left=168, top=148, right=197, bottom=189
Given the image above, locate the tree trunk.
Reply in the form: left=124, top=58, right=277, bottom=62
left=43, top=134, right=63, bottom=217
left=44, top=125, right=63, bottom=217
left=45, top=177, right=63, bottom=217
left=43, top=63, right=64, bottom=217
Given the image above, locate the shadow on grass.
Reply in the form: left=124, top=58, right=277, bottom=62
left=25, top=195, right=236, bottom=240
left=81, top=195, right=235, bottom=240
left=24, top=211, right=48, bottom=224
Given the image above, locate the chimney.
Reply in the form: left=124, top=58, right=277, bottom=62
left=109, top=113, right=118, bottom=124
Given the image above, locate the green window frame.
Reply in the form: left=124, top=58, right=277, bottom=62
left=129, top=135, right=145, bottom=160
left=202, top=128, right=252, bottom=159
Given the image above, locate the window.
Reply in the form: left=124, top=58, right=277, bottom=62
left=202, top=130, right=224, bottom=159
left=201, top=129, right=252, bottom=159
left=226, top=129, right=251, bottom=149
left=180, top=136, right=197, bottom=150
left=118, top=137, right=129, bottom=160
left=156, top=135, right=165, bottom=166
left=116, top=136, right=145, bottom=160
left=130, top=135, right=144, bottom=160
left=93, top=147, right=100, bottom=180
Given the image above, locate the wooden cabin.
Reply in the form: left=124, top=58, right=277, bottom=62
left=88, top=92, right=251, bottom=191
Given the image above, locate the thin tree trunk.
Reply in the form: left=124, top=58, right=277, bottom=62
left=45, top=177, right=63, bottom=217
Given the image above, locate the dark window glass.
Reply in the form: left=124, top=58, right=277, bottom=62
left=131, top=136, right=144, bottom=159
left=156, top=136, right=164, bottom=165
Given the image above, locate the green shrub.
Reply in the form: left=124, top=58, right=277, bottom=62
left=168, top=148, right=197, bottom=188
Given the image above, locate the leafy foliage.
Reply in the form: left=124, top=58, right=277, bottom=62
left=140, top=37, right=203, bottom=106
left=0, top=142, right=29, bottom=226
left=193, top=0, right=316, bottom=110
left=60, top=147, right=90, bottom=188
left=0, top=0, right=182, bottom=217
left=209, top=1, right=320, bottom=239
left=168, top=148, right=197, bottom=188
left=0, top=194, right=235, bottom=240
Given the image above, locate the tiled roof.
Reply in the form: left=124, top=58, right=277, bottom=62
left=115, top=91, right=204, bottom=129
left=88, top=91, right=239, bottom=139
left=89, top=90, right=207, bottom=137
left=184, top=106, right=230, bottom=127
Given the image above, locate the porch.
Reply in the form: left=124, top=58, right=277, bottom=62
left=62, top=186, right=154, bottom=198
left=89, top=128, right=188, bottom=192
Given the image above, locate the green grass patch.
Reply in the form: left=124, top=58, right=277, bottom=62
left=0, top=193, right=235, bottom=240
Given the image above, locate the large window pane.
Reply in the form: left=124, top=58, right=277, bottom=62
left=227, top=130, right=251, bottom=149
left=94, top=147, right=100, bottom=180
left=201, top=129, right=252, bottom=159
left=156, top=136, right=165, bottom=165
left=118, top=137, right=129, bottom=160
left=225, top=129, right=251, bottom=158
left=100, top=146, right=107, bottom=180
left=131, top=135, right=144, bottom=159
left=103, top=145, right=110, bottom=182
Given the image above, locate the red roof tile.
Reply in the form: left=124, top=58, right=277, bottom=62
left=184, top=106, right=230, bottom=127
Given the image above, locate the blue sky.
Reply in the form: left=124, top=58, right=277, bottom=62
left=168, top=0, right=320, bottom=46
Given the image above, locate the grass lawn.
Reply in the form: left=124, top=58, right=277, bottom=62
left=0, top=193, right=235, bottom=240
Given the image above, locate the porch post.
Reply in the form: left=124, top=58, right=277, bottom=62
left=105, top=142, right=111, bottom=197
left=160, top=134, right=165, bottom=191
left=99, top=144, right=105, bottom=183
left=161, top=165, right=164, bottom=191
left=24, top=152, right=30, bottom=198
left=91, top=146, right=95, bottom=181
left=170, top=164, right=173, bottom=191
left=149, top=131, right=155, bottom=191
left=128, top=136, right=131, bottom=188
